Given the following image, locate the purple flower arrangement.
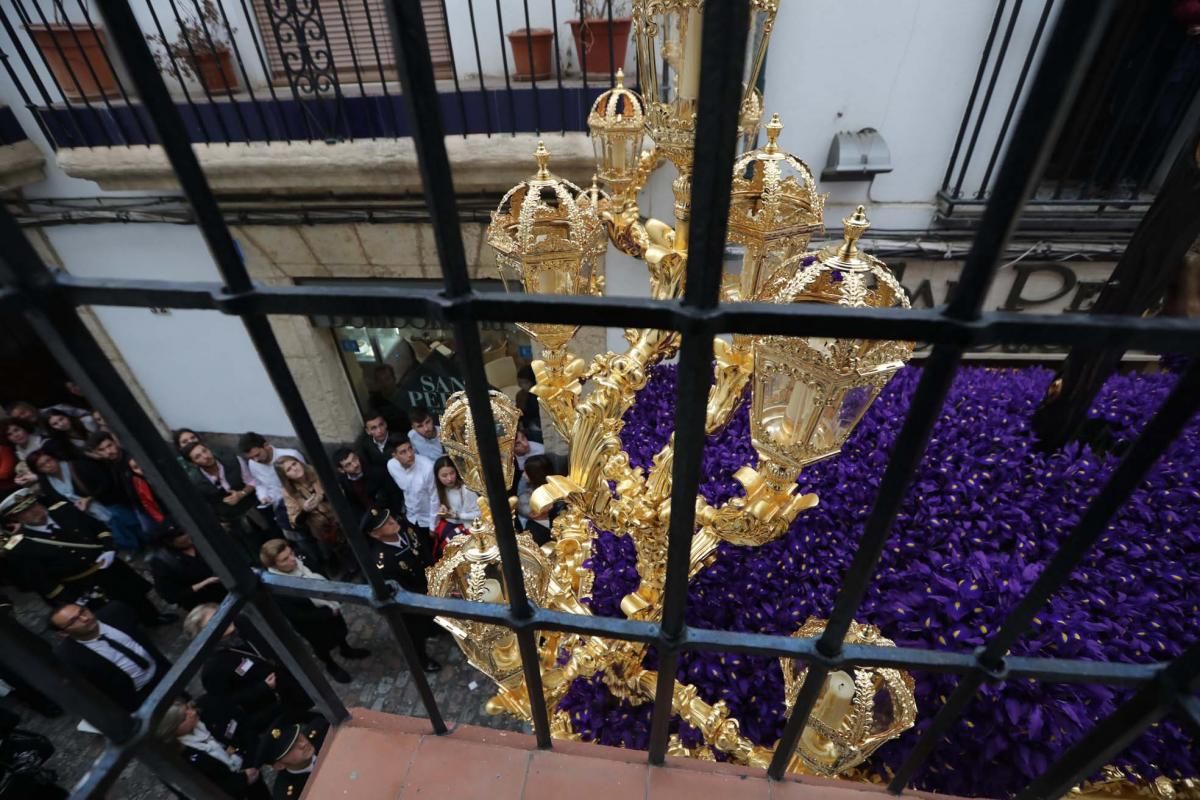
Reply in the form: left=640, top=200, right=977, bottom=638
left=559, top=363, right=1199, bottom=798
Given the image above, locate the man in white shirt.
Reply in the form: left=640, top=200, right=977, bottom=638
left=407, top=406, right=445, bottom=461
left=237, top=432, right=306, bottom=508
left=387, top=440, right=436, bottom=534
left=51, top=601, right=169, bottom=710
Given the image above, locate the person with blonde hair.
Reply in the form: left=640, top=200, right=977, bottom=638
left=156, top=698, right=268, bottom=799
left=259, top=539, right=369, bottom=683
left=275, top=455, right=350, bottom=577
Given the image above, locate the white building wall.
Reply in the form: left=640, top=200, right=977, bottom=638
left=762, top=0, right=1058, bottom=231
left=44, top=224, right=294, bottom=435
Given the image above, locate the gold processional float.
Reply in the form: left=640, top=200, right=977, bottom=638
left=422, top=4, right=1198, bottom=796
left=425, top=0, right=919, bottom=779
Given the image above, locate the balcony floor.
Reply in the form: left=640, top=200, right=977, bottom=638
left=306, top=708, right=954, bottom=800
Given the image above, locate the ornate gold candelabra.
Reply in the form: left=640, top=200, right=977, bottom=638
left=428, top=0, right=918, bottom=778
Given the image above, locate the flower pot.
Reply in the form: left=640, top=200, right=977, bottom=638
left=191, top=47, right=238, bottom=93
left=568, top=17, right=632, bottom=81
left=506, top=28, right=554, bottom=81
left=26, top=24, right=119, bottom=100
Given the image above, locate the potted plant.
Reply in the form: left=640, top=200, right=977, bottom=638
left=147, top=0, right=238, bottom=93
left=569, top=0, right=632, bottom=81
left=506, top=28, right=555, bottom=81
left=25, top=1, right=119, bottom=100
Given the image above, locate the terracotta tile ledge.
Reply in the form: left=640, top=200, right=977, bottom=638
left=302, top=708, right=961, bottom=800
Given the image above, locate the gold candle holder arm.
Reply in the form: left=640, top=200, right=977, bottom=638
left=705, top=335, right=755, bottom=433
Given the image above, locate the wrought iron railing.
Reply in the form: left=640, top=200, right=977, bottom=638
left=0, top=1, right=1198, bottom=799
left=0, top=0, right=628, bottom=147
left=937, top=0, right=1200, bottom=229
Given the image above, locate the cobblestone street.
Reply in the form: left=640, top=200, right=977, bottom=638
left=3, top=583, right=527, bottom=799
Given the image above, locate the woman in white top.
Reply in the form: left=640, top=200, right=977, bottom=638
left=431, top=455, right=481, bottom=528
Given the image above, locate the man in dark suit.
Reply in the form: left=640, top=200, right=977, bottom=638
left=182, top=442, right=276, bottom=564
left=354, top=411, right=399, bottom=470
left=183, top=603, right=313, bottom=739
left=50, top=600, right=171, bottom=711
left=361, top=507, right=440, bottom=673
left=252, top=716, right=329, bottom=800
left=147, top=525, right=227, bottom=610
left=334, top=448, right=404, bottom=519
left=1, top=488, right=172, bottom=625
left=73, top=431, right=155, bottom=551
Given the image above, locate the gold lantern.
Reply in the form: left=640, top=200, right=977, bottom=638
left=726, top=113, right=826, bottom=303
left=779, top=618, right=917, bottom=776
left=750, top=206, right=913, bottom=471
left=487, top=141, right=607, bottom=350
left=632, top=0, right=780, bottom=249
left=587, top=68, right=646, bottom=203
left=426, top=523, right=552, bottom=717
left=439, top=389, right=521, bottom=495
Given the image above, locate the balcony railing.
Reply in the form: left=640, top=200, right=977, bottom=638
left=0, top=0, right=629, bottom=147
left=937, top=0, right=1200, bottom=229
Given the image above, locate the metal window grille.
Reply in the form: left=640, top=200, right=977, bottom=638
left=0, top=1, right=1198, bottom=799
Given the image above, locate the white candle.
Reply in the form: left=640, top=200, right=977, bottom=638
left=815, top=670, right=855, bottom=731
left=612, top=141, right=626, bottom=171
left=678, top=8, right=703, bottom=101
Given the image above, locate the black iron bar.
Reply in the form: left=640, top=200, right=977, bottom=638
left=941, top=0, right=1008, bottom=194
left=163, top=0, right=233, bottom=144
left=494, top=0, right=517, bottom=135
left=889, top=359, right=1200, bottom=792
left=187, top=0, right=252, bottom=142
left=261, top=0, right=316, bottom=143
left=21, top=0, right=105, bottom=141
left=951, top=0, right=1024, bottom=199
left=0, top=17, right=61, bottom=146
left=307, top=0, right=349, bottom=141
left=70, top=744, right=132, bottom=800
left=1014, top=642, right=1200, bottom=800
left=358, top=0, right=402, bottom=137
left=521, top=0, right=540, bottom=133
left=256, top=570, right=1162, bottom=686
left=605, top=0, right=614, bottom=88
left=95, top=0, right=251, bottom=293
left=213, top=0, right=272, bottom=141
left=1130, top=61, right=1200, bottom=200
left=1074, top=18, right=1169, bottom=201
left=64, top=0, right=139, bottom=145
left=141, top=0, right=217, bottom=144
left=73, top=0, right=154, bottom=146
left=466, top=0, right=493, bottom=136
left=230, top=0, right=285, bottom=142
left=332, top=0, right=376, bottom=139
left=976, top=0, right=1053, bottom=198
left=647, top=0, right=750, bottom=765
left=438, top=0, right=468, bottom=136
left=384, top=0, right=549, bottom=745
left=1112, top=63, right=1183, bottom=202
left=549, top=0, right=565, bottom=133
left=578, top=0, right=588, bottom=93
left=43, top=270, right=1200, bottom=355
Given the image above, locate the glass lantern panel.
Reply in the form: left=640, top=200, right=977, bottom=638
left=528, top=258, right=577, bottom=295
left=479, top=563, right=507, bottom=604
left=809, top=384, right=880, bottom=452
left=762, top=370, right=822, bottom=448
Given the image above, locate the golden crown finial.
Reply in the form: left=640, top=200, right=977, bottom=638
left=764, top=113, right=783, bottom=153
left=534, top=140, right=551, bottom=179
left=615, top=67, right=625, bottom=88
left=836, top=205, right=871, bottom=260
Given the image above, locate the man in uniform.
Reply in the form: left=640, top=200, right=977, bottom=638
left=0, top=488, right=173, bottom=625
left=253, top=717, right=329, bottom=800
left=361, top=507, right=440, bottom=673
